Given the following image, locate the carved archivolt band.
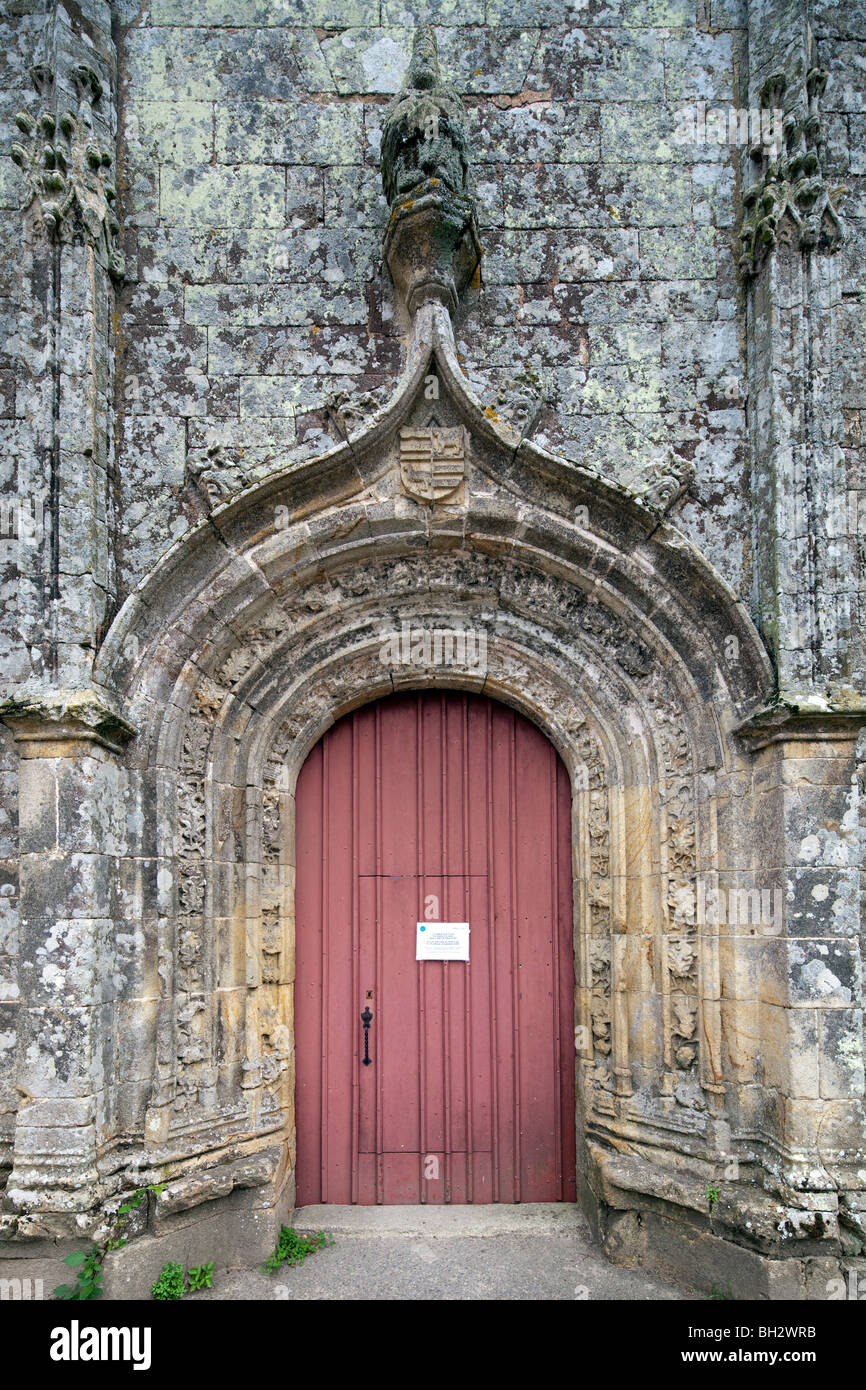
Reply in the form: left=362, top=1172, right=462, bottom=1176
left=127, top=528, right=729, bottom=1163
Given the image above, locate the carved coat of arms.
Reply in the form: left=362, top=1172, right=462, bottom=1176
left=399, top=426, right=465, bottom=503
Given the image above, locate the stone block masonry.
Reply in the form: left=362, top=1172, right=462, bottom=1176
left=0, top=0, right=863, bottom=1300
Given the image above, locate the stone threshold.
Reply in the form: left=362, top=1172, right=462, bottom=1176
left=292, top=1203, right=587, bottom=1238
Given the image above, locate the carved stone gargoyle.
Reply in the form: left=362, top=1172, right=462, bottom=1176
left=380, top=26, right=481, bottom=317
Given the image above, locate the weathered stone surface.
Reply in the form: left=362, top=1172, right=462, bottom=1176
left=0, top=0, right=864, bottom=1302
left=380, top=27, right=480, bottom=317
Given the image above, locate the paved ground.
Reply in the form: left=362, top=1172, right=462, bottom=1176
left=190, top=1204, right=693, bottom=1301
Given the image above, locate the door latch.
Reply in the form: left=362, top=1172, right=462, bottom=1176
left=361, top=1006, right=373, bottom=1067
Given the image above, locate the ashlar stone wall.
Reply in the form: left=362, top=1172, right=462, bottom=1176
left=115, top=0, right=752, bottom=589
left=0, top=0, right=864, bottom=1299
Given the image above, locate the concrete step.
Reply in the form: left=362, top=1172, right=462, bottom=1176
left=291, top=1202, right=588, bottom=1238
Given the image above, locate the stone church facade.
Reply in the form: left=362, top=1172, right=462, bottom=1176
left=0, top=0, right=864, bottom=1299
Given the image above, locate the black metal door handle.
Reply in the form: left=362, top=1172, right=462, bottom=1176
left=361, top=1006, right=373, bottom=1066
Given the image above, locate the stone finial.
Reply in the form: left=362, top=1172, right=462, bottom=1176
left=380, top=26, right=481, bottom=317
left=381, top=26, right=469, bottom=204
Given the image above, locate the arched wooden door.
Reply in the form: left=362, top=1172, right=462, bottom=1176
left=295, top=691, right=576, bottom=1204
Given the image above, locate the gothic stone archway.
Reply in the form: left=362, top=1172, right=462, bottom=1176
left=46, top=302, right=778, bottom=1275
left=10, top=302, right=830, bottom=1294
left=114, top=521, right=749, bottom=1244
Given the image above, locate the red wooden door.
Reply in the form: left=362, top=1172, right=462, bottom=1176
left=295, top=692, right=575, bottom=1204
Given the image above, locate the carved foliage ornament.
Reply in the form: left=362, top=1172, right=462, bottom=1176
left=186, top=446, right=255, bottom=514
left=10, top=63, right=124, bottom=280
left=739, top=67, right=845, bottom=279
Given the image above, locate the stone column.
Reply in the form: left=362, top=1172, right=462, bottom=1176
left=1, top=0, right=126, bottom=1236
left=0, top=693, right=133, bottom=1239
left=738, top=710, right=865, bottom=1229
left=741, top=8, right=851, bottom=702
left=9, top=2, right=121, bottom=690
left=732, top=0, right=866, bottom=1248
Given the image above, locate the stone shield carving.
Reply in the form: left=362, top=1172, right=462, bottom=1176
left=399, top=425, right=465, bottom=503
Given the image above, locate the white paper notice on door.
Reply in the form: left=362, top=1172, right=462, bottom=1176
left=416, top=922, right=470, bottom=961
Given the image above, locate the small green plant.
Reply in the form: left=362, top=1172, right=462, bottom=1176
left=52, top=1182, right=167, bottom=1301
left=706, top=1184, right=721, bottom=1209
left=261, top=1226, right=335, bottom=1274
left=54, top=1246, right=104, bottom=1301
left=708, top=1281, right=733, bottom=1300
left=187, top=1261, right=214, bottom=1292
left=152, top=1260, right=187, bottom=1301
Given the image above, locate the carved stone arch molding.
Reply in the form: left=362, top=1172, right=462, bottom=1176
left=91, top=300, right=772, bottom=1267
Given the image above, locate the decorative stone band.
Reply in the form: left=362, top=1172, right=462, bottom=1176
left=0, top=688, right=137, bottom=757
left=735, top=698, right=866, bottom=752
